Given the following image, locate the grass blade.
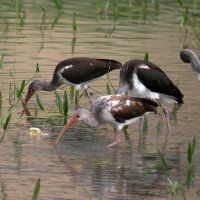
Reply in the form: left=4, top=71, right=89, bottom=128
left=187, top=137, right=196, bottom=164
left=144, top=52, right=149, bottom=61
left=32, top=178, right=41, bottom=200
left=0, top=92, right=2, bottom=115
left=72, top=12, right=77, bottom=32
left=36, top=63, right=40, bottom=73
left=17, top=80, right=26, bottom=98
left=52, top=0, right=62, bottom=10
left=70, top=86, right=74, bottom=102
left=63, top=91, right=68, bottom=117
left=55, top=92, right=62, bottom=113
left=36, top=95, right=45, bottom=111
left=106, top=82, right=111, bottom=95
left=158, top=149, right=169, bottom=171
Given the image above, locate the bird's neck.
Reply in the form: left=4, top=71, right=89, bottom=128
left=116, top=83, right=129, bottom=95
left=41, top=80, right=61, bottom=91
left=190, top=52, right=200, bottom=73
left=83, top=113, right=100, bottom=128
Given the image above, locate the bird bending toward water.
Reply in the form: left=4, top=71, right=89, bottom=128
left=55, top=95, right=158, bottom=147
left=23, top=57, right=122, bottom=105
left=116, top=59, right=184, bottom=132
left=180, top=49, right=200, bottom=80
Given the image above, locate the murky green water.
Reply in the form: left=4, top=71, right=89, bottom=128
left=0, top=0, right=200, bottom=199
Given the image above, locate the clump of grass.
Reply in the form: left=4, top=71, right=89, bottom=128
left=55, top=91, right=68, bottom=117
left=32, top=178, right=41, bottom=200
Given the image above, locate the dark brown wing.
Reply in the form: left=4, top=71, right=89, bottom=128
left=52, top=57, right=122, bottom=84
left=109, top=96, right=157, bottom=123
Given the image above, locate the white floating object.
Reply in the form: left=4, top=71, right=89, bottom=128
left=27, top=127, right=49, bottom=136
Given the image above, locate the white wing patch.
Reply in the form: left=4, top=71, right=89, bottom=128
left=138, top=64, right=150, bottom=69
left=125, top=100, right=131, bottom=106
left=110, top=100, right=120, bottom=107
left=64, top=64, right=73, bottom=70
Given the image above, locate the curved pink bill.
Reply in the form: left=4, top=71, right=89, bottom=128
left=55, top=115, right=79, bottom=145
left=23, top=90, right=35, bottom=105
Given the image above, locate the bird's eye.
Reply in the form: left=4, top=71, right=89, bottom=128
left=76, top=115, right=80, bottom=118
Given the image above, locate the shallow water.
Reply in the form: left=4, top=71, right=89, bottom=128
left=0, top=0, right=200, bottom=199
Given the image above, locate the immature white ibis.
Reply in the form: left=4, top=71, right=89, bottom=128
left=180, top=49, right=200, bottom=80
left=23, top=57, right=122, bottom=105
left=55, top=95, right=158, bottom=147
left=116, top=59, right=184, bottom=132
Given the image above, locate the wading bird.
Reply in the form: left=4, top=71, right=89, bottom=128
left=55, top=95, right=158, bottom=147
left=23, top=57, right=122, bottom=105
left=116, top=59, right=184, bottom=132
left=180, top=49, right=200, bottom=80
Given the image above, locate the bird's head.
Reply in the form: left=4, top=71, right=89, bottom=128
left=54, top=108, right=90, bottom=145
left=23, top=80, right=46, bottom=105
left=180, top=49, right=193, bottom=63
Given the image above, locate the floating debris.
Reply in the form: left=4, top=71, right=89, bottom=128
left=27, top=127, right=49, bottom=136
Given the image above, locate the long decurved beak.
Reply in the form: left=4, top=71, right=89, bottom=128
left=55, top=115, right=79, bottom=145
left=23, top=90, right=35, bottom=105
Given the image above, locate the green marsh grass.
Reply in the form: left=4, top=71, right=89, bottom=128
left=63, top=91, right=68, bottom=117
left=55, top=91, right=69, bottom=116
left=15, top=0, right=24, bottom=27
left=187, top=137, right=196, bottom=164
left=52, top=0, right=62, bottom=10
left=144, top=52, right=149, bottom=61
left=72, top=12, right=77, bottom=33
left=70, top=86, right=75, bottom=102
left=36, top=94, right=46, bottom=112
left=106, top=82, right=111, bottom=95
left=0, top=92, right=2, bottom=115
left=32, top=178, right=41, bottom=200
left=36, top=63, right=40, bottom=73
left=16, top=80, right=26, bottom=99
left=168, top=178, right=179, bottom=200
left=0, top=54, right=4, bottom=69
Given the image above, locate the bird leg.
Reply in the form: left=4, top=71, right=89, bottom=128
left=107, top=128, right=121, bottom=147
left=158, top=101, right=172, bottom=133
left=83, top=85, right=93, bottom=105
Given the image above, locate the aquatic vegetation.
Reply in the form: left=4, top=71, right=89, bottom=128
left=106, top=82, right=111, bottom=95
left=148, top=137, right=197, bottom=198
left=52, top=0, right=62, bottom=10
left=72, top=12, right=77, bottom=33
left=15, top=0, right=25, bottom=27
left=36, top=94, right=46, bottom=112
left=36, top=63, right=40, bottom=73
left=168, top=178, right=179, bottom=200
left=32, top=178, right=41, bottom=200
left=144, top=52, right=149, bottom=62
left=177, top=0, right=200, bottom=45
left=16, top=80, right=26, bottom=99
